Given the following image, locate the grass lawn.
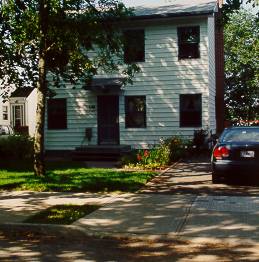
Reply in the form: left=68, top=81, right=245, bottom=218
left=0, top=161, right=156, bottom=192
left=24, top=204, right=100, bottom=224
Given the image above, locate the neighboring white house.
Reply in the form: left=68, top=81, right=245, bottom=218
left=45, top=0, right=224, bottom=152
left=0, top=97, right=10, bottom=126
left=7, top=88, right=37, bottom=137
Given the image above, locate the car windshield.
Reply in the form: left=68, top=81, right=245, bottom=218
left=221, top=128, right=259, bottom=143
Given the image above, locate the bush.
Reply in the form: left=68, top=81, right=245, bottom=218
left=123, top=136, right=191, bottom=169
left=165, top=136, right=192, bottom=161
left=0, top=135, right=34, bottom=162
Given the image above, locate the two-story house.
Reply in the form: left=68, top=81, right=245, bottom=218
left=44, top=0, right=224, bottom=156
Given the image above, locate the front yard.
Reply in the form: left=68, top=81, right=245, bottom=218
left=0, top=161, right=156, bottom=193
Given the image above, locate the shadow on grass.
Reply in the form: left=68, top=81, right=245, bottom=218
left=24, top=204, right=101, bottom=225
left=38, top=170, right=153, bottom=192
left=0, top=162, right=155, bottom=193
left=0, top=160, right=87, bottom=172
left=0, top=182, right=24, bottom=190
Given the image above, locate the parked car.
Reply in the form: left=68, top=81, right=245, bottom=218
left=0, top=125, right=14, bottom=138
left=211, top=126, right=259, bottom=183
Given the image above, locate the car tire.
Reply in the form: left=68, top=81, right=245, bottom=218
left=212, top=171, right=221, bottom=184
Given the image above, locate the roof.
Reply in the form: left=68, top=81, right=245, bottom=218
left=10, top=87, right=34, bottom=98
left=122, top=0, right=217, bottom=19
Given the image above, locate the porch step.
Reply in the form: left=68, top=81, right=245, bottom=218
left=72, top=145, right=131, bottom=161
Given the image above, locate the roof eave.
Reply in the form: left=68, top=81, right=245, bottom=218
left=130, top=10, right=214, bottom=21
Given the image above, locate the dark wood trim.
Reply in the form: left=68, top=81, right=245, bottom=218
left=97, top=95, right=120, bottom=145
left=215, top=8, right=225, bottom=133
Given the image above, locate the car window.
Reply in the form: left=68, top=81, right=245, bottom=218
left=221, top=128, right=259, bottom=143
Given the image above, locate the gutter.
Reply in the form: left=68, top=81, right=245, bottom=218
left=130, top=10, right=214, bottom=21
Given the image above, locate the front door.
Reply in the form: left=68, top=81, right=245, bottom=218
left=97, top=96, right=119, bottom=145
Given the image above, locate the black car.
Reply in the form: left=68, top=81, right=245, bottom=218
left=211, top=126, right=259, bottom=183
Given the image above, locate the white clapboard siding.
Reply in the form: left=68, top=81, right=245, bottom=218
left=45, top=17, right=216, bottom=150
left=0, top=99, right=10, bottom=126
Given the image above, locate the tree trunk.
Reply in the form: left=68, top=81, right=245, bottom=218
left=33, top=57, right=47, bottom=177
left=33, top=0, right=48, bottom=177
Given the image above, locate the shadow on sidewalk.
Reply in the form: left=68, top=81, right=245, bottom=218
left=0, top=226, right=259, bottom=261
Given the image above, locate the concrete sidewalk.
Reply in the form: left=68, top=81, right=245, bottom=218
left=1, top=161, right=259, bottom=243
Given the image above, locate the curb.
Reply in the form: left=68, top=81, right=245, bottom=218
left=0, top=222, right=181, bottom=242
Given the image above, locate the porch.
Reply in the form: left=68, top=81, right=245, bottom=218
left=72, top=145, right=132, bottom=161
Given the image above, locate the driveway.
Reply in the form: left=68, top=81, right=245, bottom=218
left=141, top=156, right=259, bottom=196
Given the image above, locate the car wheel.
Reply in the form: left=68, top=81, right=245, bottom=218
left=212, top=171, right=221, bottom=184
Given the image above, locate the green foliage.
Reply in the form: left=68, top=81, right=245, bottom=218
left=124, top=136, right=192, bottom=169
left=0, top=165, right=155, bottom=192
left=165, top=136, right=192, bottom=162
left=224, top=9, right=259, bottom=123
left=0, top=135, right=34, bottom=162
left=222, top=0, right=242, bottom=25
left=24, top=204, right=100, bottom=224
left=193, top=129, right=208, bottom=150
left=222, top=0, right=258, bottom=25
left=0, top=1, right=139, bottom=96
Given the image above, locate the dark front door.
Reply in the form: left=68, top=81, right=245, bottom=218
left=97, top=96, right=119, bottom=145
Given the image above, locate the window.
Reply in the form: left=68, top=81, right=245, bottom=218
left=125, top=96, right=146, bottom=128
left=12, top=104, right=25, bottom=127
left=177, top=26, right=200, bottom=59
left=47, top=99, right=67, bottom=129
left=2, top=106, right=8, bottom=120
left=180, top=94, right=202, bottom=127
left=124, top=30, right=145, bottom=63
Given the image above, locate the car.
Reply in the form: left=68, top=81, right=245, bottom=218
left=0, top=125, right=14, bottom=138
left=211, top=126, right=259, bottom=183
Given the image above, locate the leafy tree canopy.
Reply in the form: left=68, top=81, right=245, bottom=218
left=0, top=0, right=138, bottom=98
left=222, top=0, right=258, bottom=24
left=224, top=9, right=259, bottom=123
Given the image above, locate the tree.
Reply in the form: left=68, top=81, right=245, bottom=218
left=224, top=9, right=259, bottom=123
left=222, top=0, right=258, bottom=25
left=0, top=0, right=138, bottom=176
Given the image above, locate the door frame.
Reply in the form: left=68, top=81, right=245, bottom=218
left=97, top=95, right=120, bottom=145
left=11, top=103, right=26, bottom=127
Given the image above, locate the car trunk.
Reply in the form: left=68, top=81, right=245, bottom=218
left=229, top=142, right=259, bottom=162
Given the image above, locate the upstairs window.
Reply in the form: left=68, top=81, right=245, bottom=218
left=124, top=30, right=145, bottom=63
left=2, top=106, right=8, bottom=120
left=47, top=99, right=67, bottom=129
left=125, top=96, right=146, bottom=128
left=177, top=26, right=200, bottom=59
left=180, top=94, right=202, bottom=127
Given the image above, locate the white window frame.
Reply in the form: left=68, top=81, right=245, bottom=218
left=11, top=104, right=25, bottom=127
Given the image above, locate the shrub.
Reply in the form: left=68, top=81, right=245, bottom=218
left=0, top=135, right=34, bottom=162
left=193, top=129, right=208, bottom=150
left=123, top=136, right=192, bottom=169
left=165, top=136, right=192, bottom=161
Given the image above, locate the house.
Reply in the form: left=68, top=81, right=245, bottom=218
left=0, top=97, right=10, bottom=126
left=45, top=0, right=224, bottom=155
left=8, top=87, right=37, bottom=136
